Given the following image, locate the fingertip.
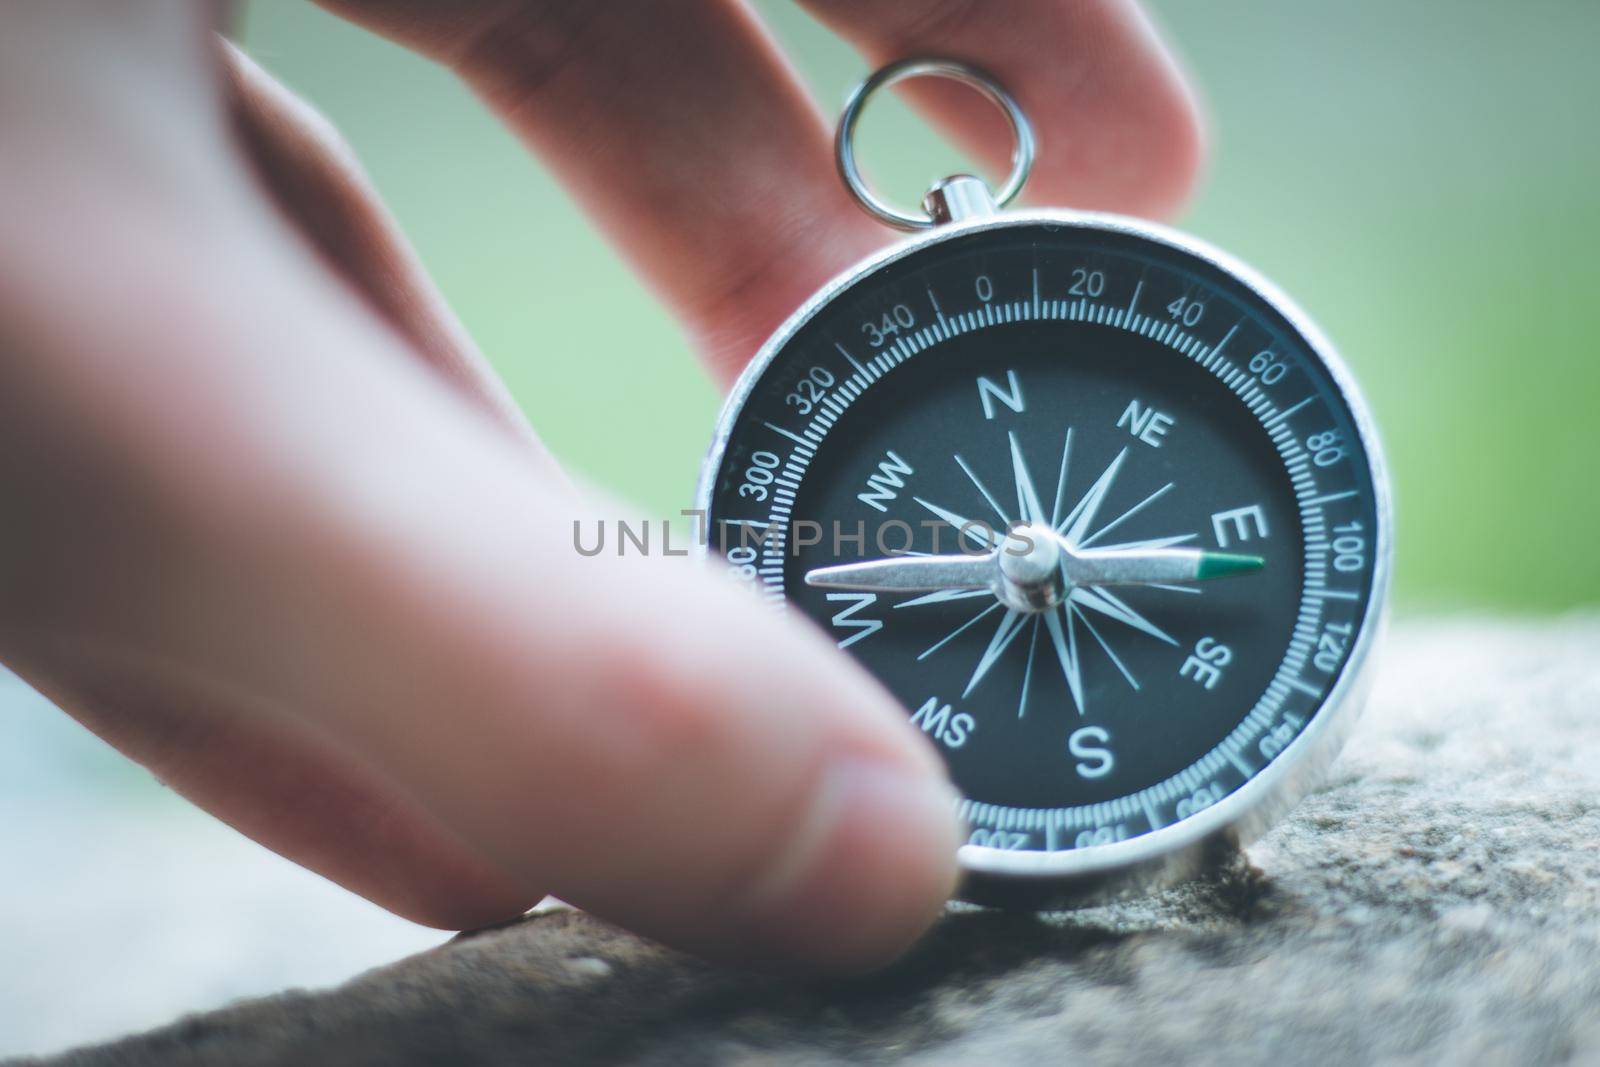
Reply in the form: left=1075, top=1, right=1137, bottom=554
left=731, top=755, right=964, bottom=973
left=1119, top=0, right=1211, bottom=220
left=802, top=0, right=1211, bottom=223
left=375, top=854, right=539, bottom=932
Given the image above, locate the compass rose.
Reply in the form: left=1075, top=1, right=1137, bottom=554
left=805, top=428, right=1263, bottom=718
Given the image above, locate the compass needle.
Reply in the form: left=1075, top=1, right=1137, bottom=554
left=700, top=81, right=1387, bottom=904
left=1068, top=546, right=1265, bottom=586
left=805, top=553, right=993, bottom=594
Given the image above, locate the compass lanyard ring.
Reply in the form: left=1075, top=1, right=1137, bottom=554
left=835, top=57, right=1036, bottom=231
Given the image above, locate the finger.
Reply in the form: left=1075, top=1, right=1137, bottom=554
left=798, top=0, right=1206, bottom=219
left=314, top=0, right=887, bottom=382
left=18, top=643, right=534, bottom=931
left=0, top=105, right=960, bottom=970
left=220, top=39, right=548, bottom=450
left=0, top=4, right=540, bottom=932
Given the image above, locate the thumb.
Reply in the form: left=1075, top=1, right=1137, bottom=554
left=274, top=459, right=968, bottom=970
left=0, top=168, right=963, bottom=970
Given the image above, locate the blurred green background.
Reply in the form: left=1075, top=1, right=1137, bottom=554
left=4, top=4, right=1599, bottom=1056
left=239, top=1, right=1600, bottom=612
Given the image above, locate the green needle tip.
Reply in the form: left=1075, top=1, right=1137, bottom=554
left=1198, top=552, right=1266, bottom=579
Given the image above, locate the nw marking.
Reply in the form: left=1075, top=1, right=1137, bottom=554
left=857, top=450, right=914, bottom=513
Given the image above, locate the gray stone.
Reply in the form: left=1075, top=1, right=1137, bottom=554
left=20, top=618, right=1600, bottom=1066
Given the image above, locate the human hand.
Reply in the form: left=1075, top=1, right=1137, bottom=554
left=0, top=1, right=1200, bottom=970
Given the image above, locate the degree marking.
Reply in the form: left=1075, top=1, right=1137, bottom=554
left=762, top=421, right=811, bottom=447
left=1263, top=395, right=1315, bottom=429
left=1284, top=675, right=1323, bottom=697
left=1211, top=321, right=1241, bottom=362
left=926, top=285, right=948, bottom=331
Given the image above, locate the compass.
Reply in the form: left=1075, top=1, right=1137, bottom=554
left=696, top=59, right=1391, bottom=908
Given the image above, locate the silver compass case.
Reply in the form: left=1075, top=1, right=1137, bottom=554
left=695, top=60, right=1392, bottom=909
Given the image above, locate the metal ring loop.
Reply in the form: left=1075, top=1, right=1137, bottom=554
left=836, top=57, right=1035, bottom=231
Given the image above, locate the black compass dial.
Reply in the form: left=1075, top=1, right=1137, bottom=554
left=703, top=221, right=1382, bottom=857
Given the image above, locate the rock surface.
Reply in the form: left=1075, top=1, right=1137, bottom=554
left=21, top=618, right=1600, bottom=1066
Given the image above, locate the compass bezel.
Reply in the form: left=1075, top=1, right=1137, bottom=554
left=695, top=209, right=1393, bottom=908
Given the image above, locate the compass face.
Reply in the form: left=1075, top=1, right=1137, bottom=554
left=699, top=216, right=1387, bottom=896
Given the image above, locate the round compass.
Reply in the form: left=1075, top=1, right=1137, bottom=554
left=697, top=61, right=1390, bottom=908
